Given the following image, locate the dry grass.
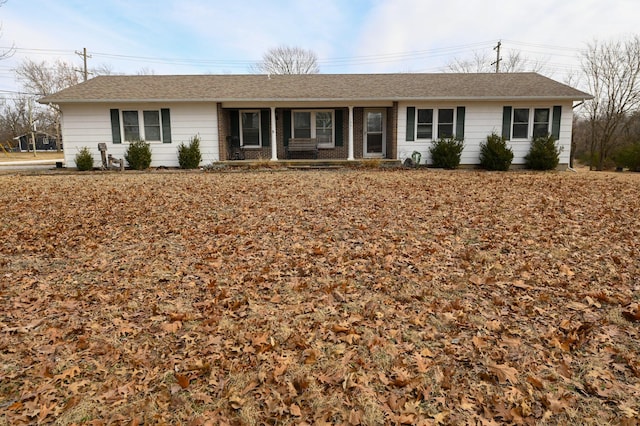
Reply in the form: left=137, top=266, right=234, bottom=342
left=0, top=168, right=639, bottom=424
left=0, top=151, right=63, bottom=162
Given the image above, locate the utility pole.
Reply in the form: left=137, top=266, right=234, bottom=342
left=492, top=41, right=502, bottom=73
left=28, top=98, right=36, bottom=157
left=75, top=47, right=91, bottom=81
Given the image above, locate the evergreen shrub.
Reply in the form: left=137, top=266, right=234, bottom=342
left=479, top=132, right=514, bottom=171
left=125, top=139, right=152, bottom=170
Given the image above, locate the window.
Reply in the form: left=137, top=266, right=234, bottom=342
left=533, top=108, right=550, bottom=138
left=143, top=111, right=161, bottom=141
left=121, top=110, right=164, bottom=142
left=122, top=111, right=140, bottom=141
left=416, top=109, right=433, bottom=139
left=241, top=111, right=261, bottom=147
left=292, top=110, right=334, bottom=147
left=513, top=108, right=529, bottom=139
left=111, top=108, right=171, bottom=144
left=293, top=112, right=312, bottom=138
left=437, top=109, right=454, bottom=138
left=316, top=112, right=333, bottom=145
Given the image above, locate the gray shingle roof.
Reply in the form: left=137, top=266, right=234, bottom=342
left=39, top=73, right=592, bottom=104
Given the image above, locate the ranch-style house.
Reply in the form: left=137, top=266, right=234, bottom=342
left=39, top=73, right=592, bottom=169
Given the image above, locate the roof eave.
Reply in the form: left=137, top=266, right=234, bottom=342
left=40, top=95, right=593, bottom=104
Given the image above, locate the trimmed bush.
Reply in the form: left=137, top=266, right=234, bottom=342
left=613, top=143, right=640, bottom=171
left=429, top=137, right=464, bottom=169
left=125, top=139, right=152, bottom=170
left=479, top=132, right=514, bottom=171
left=525, top=134, right=561, bottom=170
left=75, top=147, right=94, bottom=171
left=178, top=135, right=203, bottom=169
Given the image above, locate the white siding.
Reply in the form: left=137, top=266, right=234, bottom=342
left=397, top=101, right=574, bottom=166
left=61, top=102, right=218, bottom=168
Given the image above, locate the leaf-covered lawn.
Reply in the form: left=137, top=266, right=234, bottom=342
left=1, top=169, right=639, bottom=425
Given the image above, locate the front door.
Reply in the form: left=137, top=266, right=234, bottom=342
left=364, top=109, right=386, bottom=158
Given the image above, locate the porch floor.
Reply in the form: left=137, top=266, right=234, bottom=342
left=217, top=159, right=402, bottom=169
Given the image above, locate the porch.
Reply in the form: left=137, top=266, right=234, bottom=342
left=217, top=105, right=399, bottom=162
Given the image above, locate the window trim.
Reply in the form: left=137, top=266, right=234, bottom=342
left=239, top=109, right=262, bottom=148
left=120, top=109, right=164, bottom=143
left=510, top=107, right=552, bottom=140
left=122, top=110, right=140, bottom=142
left=416, top=108, right=433, bottom=140
left=437, top=108, right=454, bottom=139
left=143, top=110, right=161, bottom=142
left=291, top=109, right=335, bottom=148
left=512, top=108, right=530, bottom=140
left=410, top=107, right=459, bottom=141
left=533, top=108, right=551, bottom=138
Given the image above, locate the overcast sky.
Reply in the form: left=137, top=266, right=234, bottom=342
left=1, top=0, right=639, bottom=96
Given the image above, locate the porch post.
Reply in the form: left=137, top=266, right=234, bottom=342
left=270, top=106, right=277, bottom=161
left=348, top=105, right=355, bottom=161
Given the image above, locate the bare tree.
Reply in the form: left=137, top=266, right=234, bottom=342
left=581, top=36, right=640, bottom=170
left=92, top=63, right=114, bottom=76
left=16, top=59, right=81, bottom=97
left=251, top=46, right=320, bottom=75
left=136, top=67, right=156, bottom=75
left=16, top=59, right=82, bottom=152
left=446, top=51, right=492, bottom=73
left=0, top=97, right=29, bottom=147
left=446, top=49, right=545, bottom=73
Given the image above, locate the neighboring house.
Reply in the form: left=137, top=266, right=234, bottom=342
left=14, top=132, right=60, bottom=152
left=39, top=73, right=591, bottom=169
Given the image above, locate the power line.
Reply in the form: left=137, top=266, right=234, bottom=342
left=0, top=40, right=500, bottom=70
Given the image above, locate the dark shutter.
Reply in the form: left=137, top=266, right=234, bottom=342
left=110, top=109, right=121, bottom=144
left=283, top=110, right=291, bottom=146
left=552, top=105, right=562, bottom=139
left=456, top=106, right=466, bottom=140
left=260, top=109, right=270, bottom=147
left=161, top=108, right=171, bottom=143
left=502, top=106, right=512, bottom=140
left=335, top=109, right=344, bottom=146
left=230, top=110, right=240, bottom=138
left=406, top=107, right=415, bottom=141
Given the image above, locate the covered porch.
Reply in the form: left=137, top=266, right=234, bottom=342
left=217, top=103, right=398, bottom=162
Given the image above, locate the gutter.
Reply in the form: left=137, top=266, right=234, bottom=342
left=40, top=96, right=594, bottom=105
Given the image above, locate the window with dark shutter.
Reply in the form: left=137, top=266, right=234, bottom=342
left=456, top=107, right=465, bottom=139
left=502, top=106, right=512, bottom=140
left=552, top=106, right=562, bottom=139
left=406, top=107, right=415, bottom=141
left=161, top=109, right=171, bottom=143
left=110, top=109, right=121, bottom=144
left=261, top=109, right=270, bottom=147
